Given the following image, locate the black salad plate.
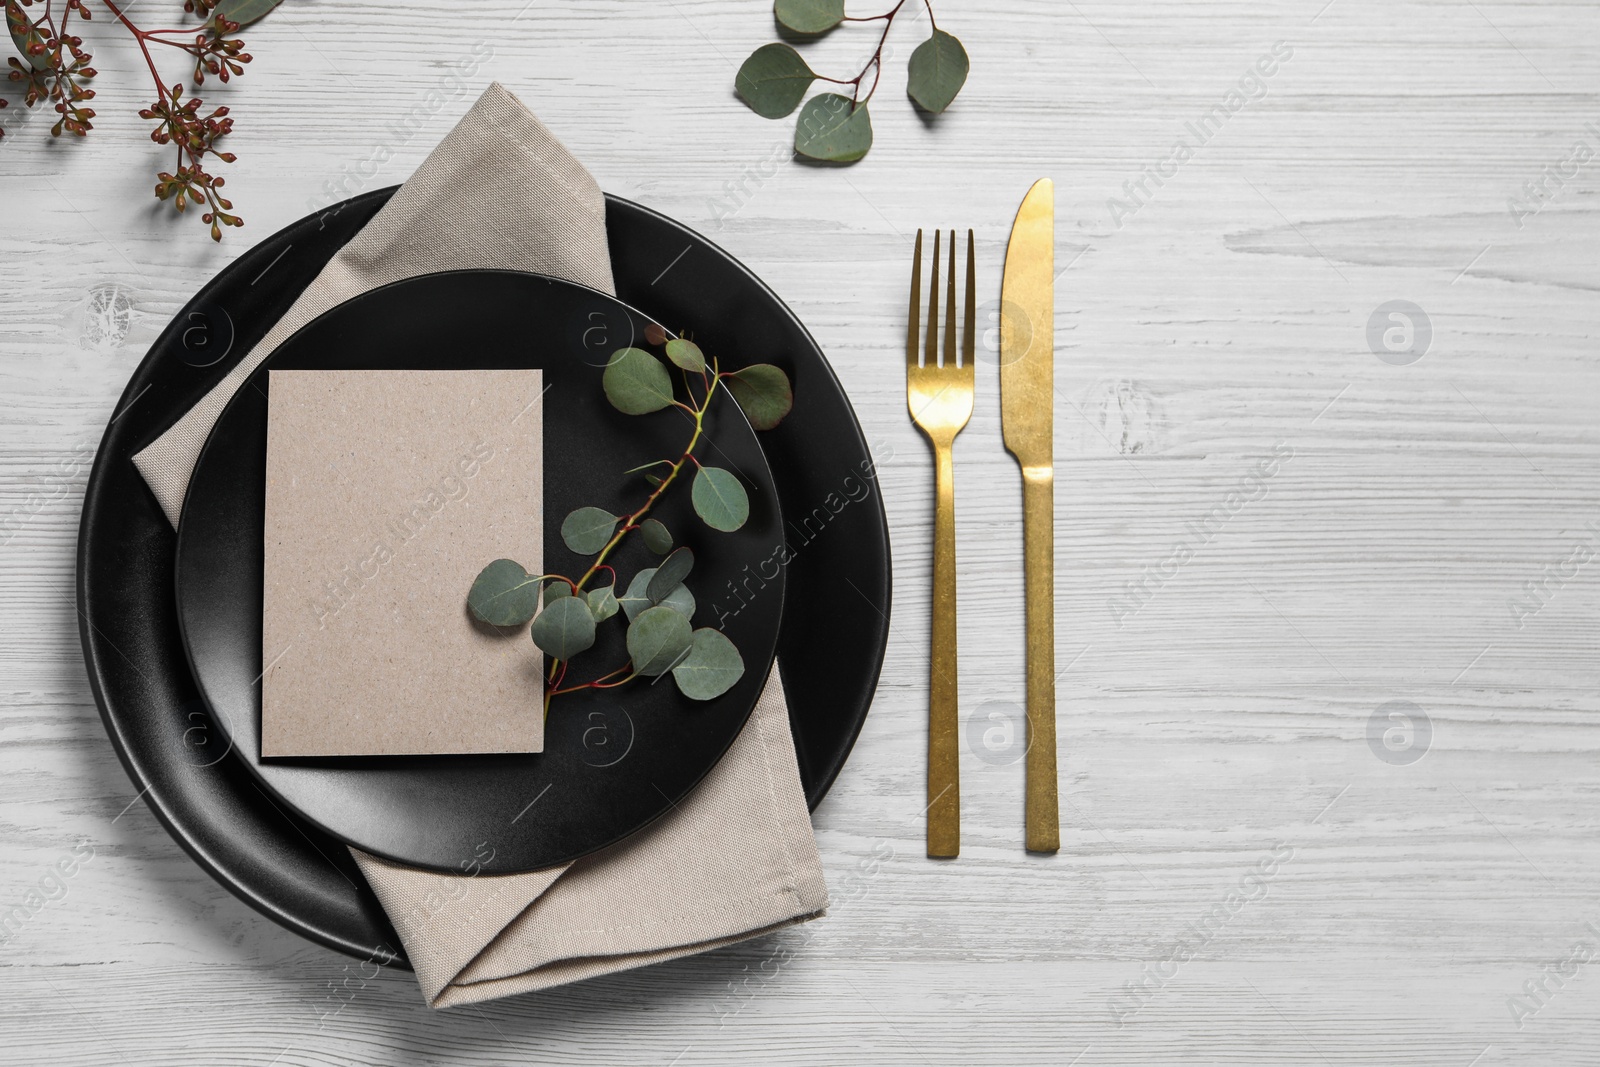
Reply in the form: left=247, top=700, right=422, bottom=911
left=78, top=189, right=891, bottom=965
left=174, top=271, right=785, bottom=874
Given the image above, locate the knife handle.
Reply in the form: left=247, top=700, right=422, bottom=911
left=928, top=441, right=960, bottom=858
left=1022, top=467, right=1060, bottom=853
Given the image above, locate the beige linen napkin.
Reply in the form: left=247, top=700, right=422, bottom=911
left=131, top=83, right=828, bottom=1007
left=134, top=82, right=614, bottom=525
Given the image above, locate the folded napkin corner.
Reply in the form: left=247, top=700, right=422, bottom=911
left=356, top=665, right=828, bottom=1008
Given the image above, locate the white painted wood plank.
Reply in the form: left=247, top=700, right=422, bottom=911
left=4, top=0, right=1600, bottom=1062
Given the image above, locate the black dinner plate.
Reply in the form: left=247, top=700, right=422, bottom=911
left=78, top=189, right=891, bottom=965
left=175, top=271, right=786, bottom=874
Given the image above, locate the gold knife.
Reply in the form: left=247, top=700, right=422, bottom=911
left=1000, top=179, right=1060, bottom=853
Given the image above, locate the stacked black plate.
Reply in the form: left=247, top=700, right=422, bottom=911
left=77, top=190, right=891, bottom=965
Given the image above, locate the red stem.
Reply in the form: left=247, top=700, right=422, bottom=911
left=99, top=0, right=163, bottom=85
left=549, top=662, right=635, bottom=696
left=98, top=0, right=233, bottom=220
left=808, top=0, right=935, bottom=108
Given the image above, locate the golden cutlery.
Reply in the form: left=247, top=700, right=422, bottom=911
left=906, top=228, right=975, bottom=859
left=1000, top=180, right=1060, bottom=853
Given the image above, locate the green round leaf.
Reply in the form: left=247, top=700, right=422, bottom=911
left=725, top=364, right=794, bottom=430
left=672, top=628, right=746, bottom=701
left=586, top=584, right=619, bottom=624
left=794, top=94, right=873, bottom=164
left=641, top=518, right=673, bottom=555
left=619, top=570, right=652, bottom=620
left=466, top=559, right=543, bottom=626
left=692, top=466, right=750, bottom=532
left=561, top=506, right=619, bottom=555
left=736, top=42, right=816, bottom=119
left=662, top=584, right=696, bottom=621
left=664, top=338, right=706, bottom=373
left=602, top=347, right=675, bottom=415
left=621, top=568, right=696, bottom=622
left=214, top=0, right=283, bottom=28
left=774, top=0, right=844, bottom=34
left=531, top=595, right=597, bottom=661
left=544, top=580, right=573, bottom=605
left=626, top=605, right=694, bottom=677
left=907, top=30, right=970, bottom=114
left=647, top=546, right=695, bottom=603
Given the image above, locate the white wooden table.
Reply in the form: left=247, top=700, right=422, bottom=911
left=4, top=0, right=1599, bottom=1062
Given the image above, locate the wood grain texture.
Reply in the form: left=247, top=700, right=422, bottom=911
left=4, top=0, right=1600, bottom=1061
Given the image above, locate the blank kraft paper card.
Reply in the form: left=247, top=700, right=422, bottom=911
left=261, top=369, right=545, bottom=757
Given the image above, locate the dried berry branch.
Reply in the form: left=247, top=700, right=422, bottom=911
left=6, top=0, right=97, bottom=136
left=4, top=0, right=269, bottom=240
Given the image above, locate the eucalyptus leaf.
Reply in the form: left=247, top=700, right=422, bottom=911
left=774, top=0, right=844, bottom=34
left=621, top=568, right=696, bottom=622
left=586, top=584, right=619, bottom=624
left=626, top=605, right=694, bottom=677
left=725, top=364, right=794, bottom=430
left=664, top=338, right=706, bottom=373
left=793, top=94, right=873, bottom=163
left=641, top=518, right=673, bottom=555
left=906, top=30, right=970, bottom=113
left=561, top=506, right=618, bottom=554
left=692, top=466, right=750, bottom=532
left=672, top=628, right=746, bottom=700
left=544, top=580, right=573, bottom=605
left=214, top=0, right=283, bottom=28
left=618, top=570, right=652, bottom=621
left=662, top=584, right=696, bottom=621
left=735, top=43, right=816, bottom=119
left=602, top=347, right=675, bottom=415
left=466, top=559, right=543, bottom=627
left=530, top=596, right=597, bottom=660
left=647, top=546, right=695, bottom=602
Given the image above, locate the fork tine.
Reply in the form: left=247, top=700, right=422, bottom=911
left=926, top=229, right=941, bottom=370
left=963, top=229, right=976, bottom=372
left=907, top=229, right=923, bottom=371
left=944, top=230, right=957, bottom=370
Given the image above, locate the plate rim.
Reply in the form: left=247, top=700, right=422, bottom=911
left=627, top=202, right=891, bottom=807
left=78, top=188, right=410, bottom=965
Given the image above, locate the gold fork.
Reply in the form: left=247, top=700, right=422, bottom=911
left=906, top=228, right=975, bottom=859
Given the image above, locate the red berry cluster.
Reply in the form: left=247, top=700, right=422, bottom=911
left=3, top=0, right=258, bottom=241
left=141, top=82, right=242, bottom=240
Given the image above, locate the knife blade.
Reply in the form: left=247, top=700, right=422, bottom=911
left=1000, top=178, right=1060, bottom=853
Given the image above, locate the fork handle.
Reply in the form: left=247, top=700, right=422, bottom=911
left=928, top=441, right=960, bottom=858
left=1022, top=467, right=1060, bottom=852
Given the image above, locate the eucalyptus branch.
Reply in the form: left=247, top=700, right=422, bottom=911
left=465, top=332, right=795, bottom=712
left=535, top=358, right=721, bottom=712
left=815, top=0, right=927, bottom=107
left=568, top=366, right=721, bottom=597
left=734, top=0, right=968, bottom=162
